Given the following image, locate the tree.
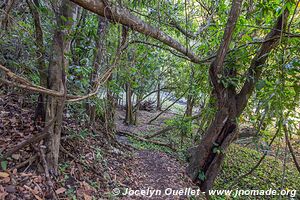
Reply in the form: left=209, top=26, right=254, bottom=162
left=187, top=4, right=290, bottom=191
left=45, top=0, right=76, bottom=174
left=87, top=16, right=109, bottom=124
left=68, top=0, right=293, bottom=191
left=26, top=0, right=47, bottom=122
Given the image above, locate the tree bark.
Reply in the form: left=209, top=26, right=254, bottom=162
left=185, top=95, right=194, bottom=117
left=156, top=81, right=161, bottom=111
left=87, top=16, right=109, bottom=124
left=187, top=3, right=289, bottom=191
left=69, top=0, right=201, bottom=63
left=45, top=0, right=76, bottom=174
left=26, top=0, right=47, bottom=122
left=1, top=0, right=15, bottom=30
left=124, top=82, right=134, bottom=125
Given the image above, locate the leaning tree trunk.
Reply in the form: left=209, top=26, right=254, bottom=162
left=45, top=0, right=75, bottom=174
left=186, top=2, right=289, bottom=192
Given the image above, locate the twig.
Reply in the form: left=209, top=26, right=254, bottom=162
left=60, top=145, right=106, bottom=180
left=229, top=127, right=280, bottom=189
left=283, top=124, right=300, bottom=174
left=13, top=155, right=38, bottom=170
left=1, top=117, right=56, bottom=161
left=148, top=89, right=188, bottom=124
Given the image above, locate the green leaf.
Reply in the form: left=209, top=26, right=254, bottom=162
left=198, top=171, right=206, bottom=181
left=1, top=161, right=8, bottom=171
left=256, top=80, right=266, bottom=90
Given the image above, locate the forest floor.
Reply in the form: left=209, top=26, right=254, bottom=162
left=1, top=93, right=299, bottom=200
left=115, top=110, right=203, bottom=200
left=0, top=93, right=204, bottom=200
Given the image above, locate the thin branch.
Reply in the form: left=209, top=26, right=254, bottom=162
left=229, top=127, right=281, bottom=189
left=69, top=0, right=202, bottom=63
left=128, top=40, right=190, bottom=60
left=148, top=89, right=188, bottom=124
left=283, top=123, right=300, bottom=174
left=117, top=130, right=176, bottom=151
left=1, top=117, right=56, bottom=161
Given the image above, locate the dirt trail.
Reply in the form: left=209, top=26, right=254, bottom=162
left=120, top=150, right=202, bottom=200
left=115, top=109, right=204, bottom=199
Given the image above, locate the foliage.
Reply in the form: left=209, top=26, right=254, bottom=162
left=214, top=144, right=300, bottom=199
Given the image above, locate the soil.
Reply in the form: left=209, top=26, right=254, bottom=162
left=0, top=93, right=202, bottom=200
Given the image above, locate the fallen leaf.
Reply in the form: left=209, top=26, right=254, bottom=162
left=55, top=187, right=66, bottom=194
left=0, top=191, right=8, bottom=200
left=0, top=172, right=9, bottom=178
left=3, top=177, right=10, bottom=183
left=33, top=194, right=43, bottom=200
left=83, top=193, right=92, bottom=200
left=11, top=154, right=20, bottom=160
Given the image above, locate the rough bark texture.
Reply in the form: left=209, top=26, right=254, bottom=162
left=45, top=30, right=66, bottom=174
left=45, top=0, right=76, bottom=174
left=187, top=2, right=289, bottom=191
left=87, top=16, right=109, bottom=124
left=1, top=0, right=15, bottom=30
left=27, top=0, right=47, bottom=122
left=124, top=82, right=134, bottom=125
left=69, top=0, right=201, bottom=63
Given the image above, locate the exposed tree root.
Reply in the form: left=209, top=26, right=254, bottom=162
left=13, top=155, right=38, bottom=170
left=39, top=145, right=58, bottom=200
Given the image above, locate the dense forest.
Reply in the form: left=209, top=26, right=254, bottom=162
left=0, top=0, right=299, bottom=199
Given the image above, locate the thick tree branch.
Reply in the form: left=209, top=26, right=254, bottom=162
left=69, top=0, right=201, bottom=63
left=236, top=10, right=289, bottom=114
left=209, top=0, right=243, bottom=94
left=128, top=40, right=189, bottom=60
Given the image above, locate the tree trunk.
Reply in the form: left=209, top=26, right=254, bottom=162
left=105, top=77, right=116, bottom=135
left=187, top=5, right=289, bottom=192
left=187, top=93, right=238, bottom=191
left=45, top=30, right=66, bottom=174
left=185, top=95, right=194, bottom=117
left=156, top=81, right=161, bottom=111
left=134, top=94, right=142, bottom=125
left=27, top=0, right=47, bottom=122
left=1, top=0, right=15, bottom=30
left=45, top=0, right=75, bottom=174
left=87, top=16, right=109, bottom=124
left=124, top=82, right=134, bottom=125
